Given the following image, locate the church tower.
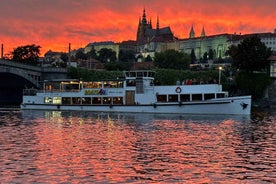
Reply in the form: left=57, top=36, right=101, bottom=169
left=136, top=8, right=176, bottom=44
left=156, top=16, right=160, bottom=36
left=201, top=26, right=206, bottom=37
left=189, top=25, right=195, bottom=38
left=136, top=8, right=151, bottom=43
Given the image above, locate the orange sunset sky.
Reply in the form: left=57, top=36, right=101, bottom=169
left=1, top=0, right=276, bottom=55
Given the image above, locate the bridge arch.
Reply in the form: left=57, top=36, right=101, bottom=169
left=0, top=60, right=69, bottom=89
left=0, top=66, right=39, bottom=87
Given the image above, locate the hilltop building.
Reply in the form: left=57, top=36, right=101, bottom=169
left=136, top=9, right=177, bottom=60
left=51, top=9, right=276, bottom=67
left=136, top=9, right=177, bottom=44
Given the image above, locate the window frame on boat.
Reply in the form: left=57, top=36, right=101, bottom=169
left=156, top=92, right=227, bottom=103
left=59, top=96, right=124, bottom=105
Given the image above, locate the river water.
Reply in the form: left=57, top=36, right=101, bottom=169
left=0, top=109, right=275, bottom=183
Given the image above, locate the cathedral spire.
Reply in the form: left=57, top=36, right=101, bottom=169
left=156, top=16, right=160, bottom=36
left=142, top=8, right=147, bottom=24
left=201, top=26, right=206, bottom=37
left=189, top=24, right=195, bottom=38
left=149, top=18, right=152, bottom=29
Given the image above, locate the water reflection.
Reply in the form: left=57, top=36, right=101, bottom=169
left=0, top=110, right=275, bottom=183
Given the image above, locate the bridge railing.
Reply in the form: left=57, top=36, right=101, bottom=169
left=23, top=89, right=37, bottom=96
left=0, top=59, right=67, bottom=73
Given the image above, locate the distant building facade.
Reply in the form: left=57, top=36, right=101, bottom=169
left=84, top=41, right=120, bottom=60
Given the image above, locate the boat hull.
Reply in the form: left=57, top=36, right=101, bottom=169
left=21, top=96, right=251, bottom=115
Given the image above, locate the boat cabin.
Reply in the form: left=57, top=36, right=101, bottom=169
left=23, top=70, right=228, bottom=106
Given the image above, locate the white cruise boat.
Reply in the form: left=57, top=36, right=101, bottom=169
left=21, top=70, right=251, bottom=115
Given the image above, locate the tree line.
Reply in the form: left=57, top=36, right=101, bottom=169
left=8, top=35, right=271, bottom=73
left=7, top=36, right=273, bottom=99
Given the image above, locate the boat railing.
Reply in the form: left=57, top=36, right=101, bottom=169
left=41, top=89, right=81, bottom=93
left=23, top=89, right=81, bottom=94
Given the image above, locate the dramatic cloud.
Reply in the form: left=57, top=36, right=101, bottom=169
left=0, top=0, right=275, bottom=55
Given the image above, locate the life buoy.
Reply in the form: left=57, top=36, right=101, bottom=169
left=175, top=87, right=182, bottom=93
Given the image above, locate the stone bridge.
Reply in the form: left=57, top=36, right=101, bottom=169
left=0, top=60, right=68, bottom=88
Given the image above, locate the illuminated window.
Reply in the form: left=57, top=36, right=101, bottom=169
left=72, top=97, right=81, bottom=104
left=103, top=97, right=112, bottom=104
left=104, top=81, right=123, bottom=88
left=44, top=97, right=52, bottom=104
left=53, top=97, right=61, bottom=104
left=84, top=82, right=102, bottom=88
left=82, top=97, right=91, bottom=104
left=92, top=97, right=101, bottom=104
left=113, top=97, right=123, bottom=104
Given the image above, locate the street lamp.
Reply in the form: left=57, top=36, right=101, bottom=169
left=218, top=66, right=222, bottom=84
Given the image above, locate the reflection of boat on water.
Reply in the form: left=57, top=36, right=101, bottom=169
left=21, top=109, right=251, bottom=123
left=21, top=70, right=251, bottom=115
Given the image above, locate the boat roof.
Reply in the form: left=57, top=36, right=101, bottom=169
left=44, top=79, right=80, bottom=82
left=124, top=70, right=155, bottom=78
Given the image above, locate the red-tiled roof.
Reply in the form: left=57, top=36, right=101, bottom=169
left=267, top=55, right=276, bottom=61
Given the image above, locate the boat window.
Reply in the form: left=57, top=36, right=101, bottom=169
left=82, top=97, right=91, bottom=104
left=113, top=97, right=123, bottom=104
left=137, top=72, right=143, bottom=77
left=192, top=94, right=202, bottom=101
left=180, top=94, right=190, bottom=101
left=149, top=72, right=155, bottom=77
left=157, top=95, right=167, bottom=102
left=44, top=97, right=52, bottom=104
left=53, top=97, right=61, bottom=104
left=103, top=97, right=112, bottom=104
left=126, top=80, right=136, bottom=86
left=62, top=97, right=71, bottom=105
left=60, top=82, right=80, bottom=91
left=204, top=93, right=215, bottom=100
left=104, top=81, right=123, bottom=88
left=72, top=97, right=81, bottom=104
left=217, top=93, right=226, bottom=98
left=92, top=97, right=101, bottom=104
left=168, top=95, right=178, bottom=102
left=83, top=82, right=102, bottom=88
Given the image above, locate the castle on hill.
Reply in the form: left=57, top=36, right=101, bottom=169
left=136, top=8, right=177, bottom=44
left=75, top=8, right=276, bottom=67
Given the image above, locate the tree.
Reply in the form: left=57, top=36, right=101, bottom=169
left=154, top=49, right=190, bottom=69
left=145, top=55, right=153, bottom=62
left=12, top=44, right=41, bottom=65
left=228, top=35, right=272, bottom=72
left=97, top=48, right=117, bottom=63
left=86, top=49, right=97, bottom=59
left=190, top=49, right=196, bottom=64
left=119, top=50, right=135, bottom=62
left=60, top=53, right=69, bottom=62
left=75, top=50, right=87, bottom=60
left=208, top=49, right=214, bottom=60
left=202, top=52, right=208, bottom=63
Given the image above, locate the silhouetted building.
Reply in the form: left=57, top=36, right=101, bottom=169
left=136, top=9, right=176, bottom=44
